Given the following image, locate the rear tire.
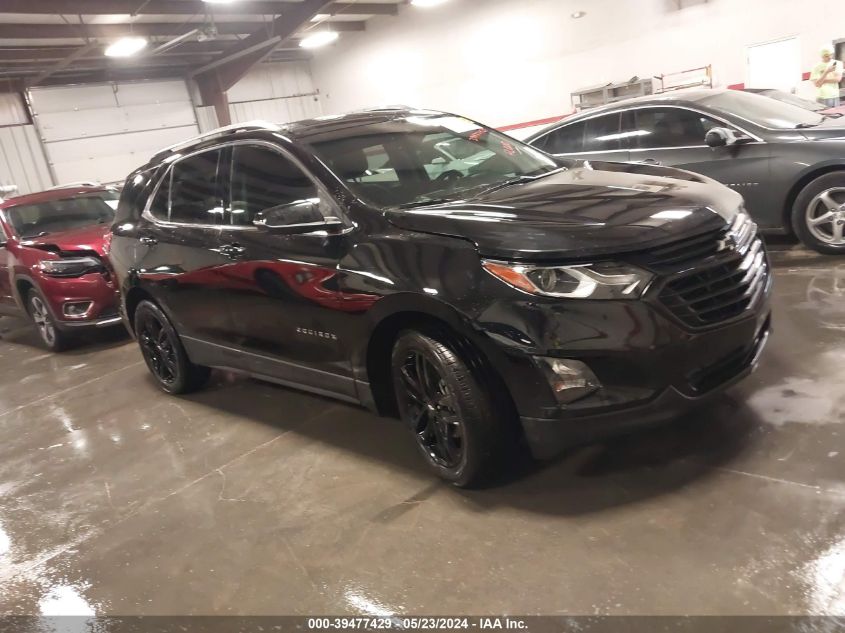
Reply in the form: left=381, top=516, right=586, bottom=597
left=391, top=330, right=513, bottom=488
left=792, top=172, right=845, bottom=254
left=134, top=300, right=210, bottom=394
left=26, top=289, right=69, bottom=352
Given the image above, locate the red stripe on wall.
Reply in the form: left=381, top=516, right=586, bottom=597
left=497, top=113, right=572, bottom=132
left=727, top=82, right=745, bottom=90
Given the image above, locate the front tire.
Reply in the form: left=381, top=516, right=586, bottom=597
left=134, top=300, right=210, bottom=394
left=792, top=172, right=845, bottom=254
left=27, top=289, right=69, bottom=352
left=391, top=330, right=513, bottom=488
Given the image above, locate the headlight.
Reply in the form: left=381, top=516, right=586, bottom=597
left=482, top=260, right=653, bottom=299
left=38, top=256, right=103, bottom=278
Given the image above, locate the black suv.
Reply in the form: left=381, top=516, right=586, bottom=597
left=110, top=109, right=772, bottom=487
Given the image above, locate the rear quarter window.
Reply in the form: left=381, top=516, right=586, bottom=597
left=114, top=166, right=161, bottom=225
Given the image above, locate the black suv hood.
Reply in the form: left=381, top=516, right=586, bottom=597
left=385, top=164, right=743, bottom=261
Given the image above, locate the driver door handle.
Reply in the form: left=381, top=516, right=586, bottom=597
left=219, top=243, right=246, bottom=259
left=637, top=158, right=663, bottom=166
left=139, top=235, right=158, bottom=246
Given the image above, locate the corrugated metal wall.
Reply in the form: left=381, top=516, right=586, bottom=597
left=0, top=93, right=27, bottom=127
left=195, top=105, right=219, bottom=133
left=230, top=95, right=321, bottom=125
left=0, top=125, right=53, bottom=196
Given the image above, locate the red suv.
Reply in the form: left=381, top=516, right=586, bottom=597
left=0, top=186, right=122, bottom=350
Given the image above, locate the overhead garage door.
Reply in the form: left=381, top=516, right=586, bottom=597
left=29, top=80, right=199, bottom=186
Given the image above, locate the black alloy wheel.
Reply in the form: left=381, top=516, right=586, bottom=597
left=391, top=330, right=513, bottom=487
left=134, top=300, right=210, bottom=394
left=399, top=347, right=465, bottom=469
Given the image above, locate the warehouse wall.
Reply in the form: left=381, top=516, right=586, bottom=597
left=227, top=61, right=322, bottom=125
left=311, top=0, right=844, bottom=128
left=0, top=125, right=53, bottom=196
left=29, top=80, right=199, bottom=185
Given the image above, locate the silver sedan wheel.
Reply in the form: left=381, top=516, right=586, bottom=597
left=806, top=187, right=845, bottom=245
left=30, top=295, right=56, bottom=347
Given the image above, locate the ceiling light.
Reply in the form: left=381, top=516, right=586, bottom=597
left=203, top=0, right=239, bottom=4
left=299, top=31, right=339, bottom=49
left=411, top=0, right=449, bottom=7
left=104, top=36, right=148, bottom=57
left=571, top=10, right=586, bottom=18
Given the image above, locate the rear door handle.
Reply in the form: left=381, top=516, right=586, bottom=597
left=139, top=236, right=158, bottom=246
left=219, top=243, right=246, bottom=259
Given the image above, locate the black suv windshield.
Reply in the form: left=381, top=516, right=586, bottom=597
left=702, top=90, right=824, bottom=129
left=304, top=114, right=559, bottom=208
left=6, top=192, right=117, bottom=238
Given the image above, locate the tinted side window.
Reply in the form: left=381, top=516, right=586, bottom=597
left=228, top=145, right=318, bottom=226
left=583, top=114, right=622, bottom=152
left=538, top=122, right=585, bottom=154
left=632, top=108, right=724, bottom=149
left=0, top=220, right=7, bottom=243
left=169, top=149, right=225, bottom=224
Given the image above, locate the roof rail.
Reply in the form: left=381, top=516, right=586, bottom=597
left=47, top=181, right=101, bottom=190
left=157, top=120, right=283, bottom=156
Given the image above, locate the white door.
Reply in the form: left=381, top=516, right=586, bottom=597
left=747, top=37, right=801, bottom=91
left=30, top=80, right=200, bottom=185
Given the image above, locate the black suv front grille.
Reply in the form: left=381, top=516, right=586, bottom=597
left=651, top=214, right=769, bottom=328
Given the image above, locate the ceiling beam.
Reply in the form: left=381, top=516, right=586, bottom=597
left=0, top=21, right=364, bottom=39
left=192, top=0, right=333, bottom=87
left=33, top=67, right=189, bottom=87
left=29, top=41, right=98, bottom=86
left=0, top=1, right=399, bottom=16
left=0, top=42, right=311, bottom=62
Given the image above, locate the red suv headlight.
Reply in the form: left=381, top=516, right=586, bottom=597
left=38, top=256, right=104, bottom=278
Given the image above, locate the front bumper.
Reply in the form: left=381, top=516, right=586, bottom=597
left=521, top=317, right=770, bottom=458
left=33, top=271, right=121, bottom=331
left=60, top=314, right=123, bottom=329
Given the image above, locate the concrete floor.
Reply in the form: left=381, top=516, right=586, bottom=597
left=0, top=248, right=843, bottom=616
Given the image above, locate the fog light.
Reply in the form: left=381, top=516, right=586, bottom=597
left=538, top=357, right=601, bottom=404
left=63, top=301, right=93, bottom=318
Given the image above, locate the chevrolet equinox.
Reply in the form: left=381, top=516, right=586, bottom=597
left=110, top=109, right=772, bottom=487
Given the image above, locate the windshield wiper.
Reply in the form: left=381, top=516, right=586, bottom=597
left=796, top=121, right=823, bottom=128
left=473, top=173, right=549, bottom=197
left=22, top=231, right=50, bottom=239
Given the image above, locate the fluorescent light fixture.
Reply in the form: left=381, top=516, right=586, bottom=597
left=411, top=0, right=449, bottom=6
left=104, top=36, right=148, bottom=57
left=299, top=31, right=339, bottom=49
left=203, top=0, right=239, bottom=4
left=571, top=10, right=586, bottom=18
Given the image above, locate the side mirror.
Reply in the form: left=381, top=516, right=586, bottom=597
left=253, top=200, right=344, bottom=235
left=705, top=127, right=751, bottom=148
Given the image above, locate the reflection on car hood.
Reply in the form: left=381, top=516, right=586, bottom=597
left=385, top=164, right=743, bottom=261
left=20, top=223, right=110, bottom=257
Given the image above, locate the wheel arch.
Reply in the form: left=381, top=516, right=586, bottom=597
left=782, top=161, right=845, bottom=232
left=123, top=286, right=155, bottom=333
left=361, top=297, right=518, bottom=421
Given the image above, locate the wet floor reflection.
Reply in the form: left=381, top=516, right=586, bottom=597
left=0, top=256, right=843, bottom=615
